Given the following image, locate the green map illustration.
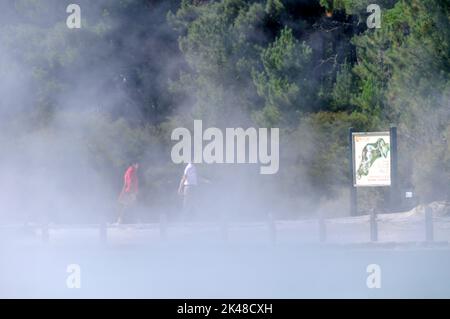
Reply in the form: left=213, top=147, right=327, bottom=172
left=356, top=138, right=390, bottom=180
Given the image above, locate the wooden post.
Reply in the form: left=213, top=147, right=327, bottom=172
left=370, top=209, right=378, bottom=242
left=220, top=213, right=228, bottom=241
left=99, top=221, right=107, bottom=244
left=160, top=213, right=167, bottom=240
left=268, top=213, right=276, bottom=244
left=42, top=223, right=49, bottom=243
left=318, top=212, right=326, bottom=243
left=425, top=206, right=434, bottom=242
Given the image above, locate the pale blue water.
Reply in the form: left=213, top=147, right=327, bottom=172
left=1, top=239, right=450, bottom=298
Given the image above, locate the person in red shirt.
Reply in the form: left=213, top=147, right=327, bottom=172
left=117, top=162, right=139, bottom=224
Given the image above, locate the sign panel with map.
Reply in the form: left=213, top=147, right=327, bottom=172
left=352, top=132, right=391, bottom=187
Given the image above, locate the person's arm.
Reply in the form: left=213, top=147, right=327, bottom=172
left=119, top=169, right=131, bottom=198
left=131, top=170, right=138, bottom=194
left=178, top=175, right=186, bottom=195
left=124, top=170, right=132, bottom=193
left=118, top=178, right=127, bottom=200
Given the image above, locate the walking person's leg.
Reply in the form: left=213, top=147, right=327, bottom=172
left=116, top=193, right=134, bottom=224
left=189, top=186, right=197, bottom=220
left=183, top=185, right=197, bottom=221
left=183, top=186, right=195, bottom=222
left=117, top=200, right=127, bottom=224
left=182, top=186, right=189, bottom=223
left=128, top=193, right=137, bottom=224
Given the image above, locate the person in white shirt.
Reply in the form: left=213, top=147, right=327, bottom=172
left=178, top=162, right=198, bottom=218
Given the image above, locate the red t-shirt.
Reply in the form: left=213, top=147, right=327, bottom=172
left=123, top=166, right=138, bottom=193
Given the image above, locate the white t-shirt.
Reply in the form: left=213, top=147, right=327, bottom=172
left=184, top=163, right=198, bottom=186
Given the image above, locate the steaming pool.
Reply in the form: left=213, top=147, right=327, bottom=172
left=1, top=215, right=450, bottom=298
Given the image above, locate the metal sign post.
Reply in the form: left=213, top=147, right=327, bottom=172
left=389, top=126, right=398, bottom=211
left=349, top=127, right=357, bottom=216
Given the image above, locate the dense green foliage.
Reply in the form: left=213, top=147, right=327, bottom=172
left=1, top=0, right=449, bottom=220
